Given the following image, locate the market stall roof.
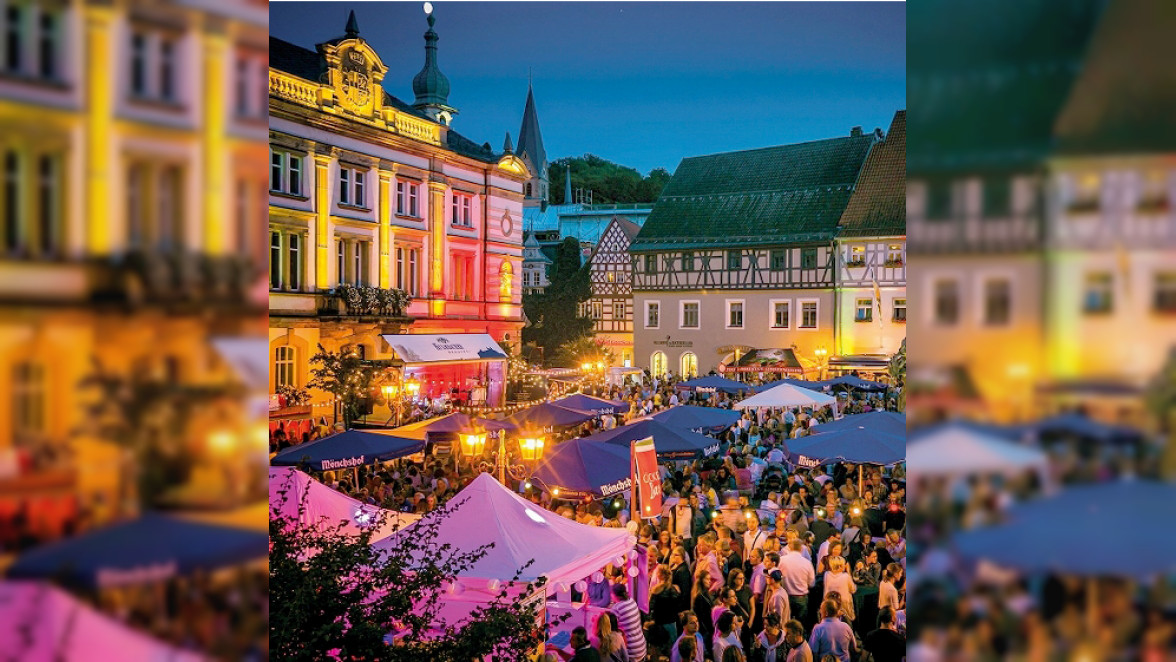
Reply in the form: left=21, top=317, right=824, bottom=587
left=677, top=375, right=755, bottom=394
left=825, top=375, right=888, bottom=392
left=0, top=581, right=206, bottom=661
left=906, top=422, right=1047, bottom=479
left=813, top=411, right=906, bottom=437
left=587, top=419, right=721, bottom=460
left=504, top=401, right=597, bottom=429
left=6, top=513, right=268, bottom=589
left=551, top=393, right=631, bottom=415
left=785, top=425, right=905, bottom=467
left=733, top=382, right=836, bottom=410
left=373, top=473, right=634, bottom=586
left=649, top=405, right=743, bottom=433
left=758, top=378, right=830, bottom=392
left=531, top=437, right=634, bottom=498
left=211, top=336, right=269, bottom=390
left=388, top=413, right=516, bottom=441
left=270, top=429, right=425, bottom=471
left=1028, top=412, right=1143, bottom=445
left=380, top=333, right=507, bottom=364
left=269, top=467, right=417, bottom=542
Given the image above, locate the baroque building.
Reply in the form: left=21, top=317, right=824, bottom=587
left=268, top=9, right=528, bottom=410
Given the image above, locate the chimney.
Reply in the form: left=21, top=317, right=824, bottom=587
left=850, top=126, right=863, bottom=137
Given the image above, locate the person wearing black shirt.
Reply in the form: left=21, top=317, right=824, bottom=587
left=863, top=607, right=906, bottom=662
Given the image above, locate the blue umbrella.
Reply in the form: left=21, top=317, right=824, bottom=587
left=7, top=512, right=268, bottom=589
left=953, top=481, right=1176, bottom=578
left=1029, top=413, right=1143, bottom=445
left=825, top=375, right=888, bottom=392
left=678, top=375, right=754, bottom=394
left=813, top=411, right=906, bottom=437
left=785, top=424, right=905, bottom=467
left=271, top=429, right=425, bottom=471
left=588, top=419, right=722, bottom=460
left=504, top=402, right=596, bottom=429
left=551, top=393, right=631, bottom=415
left=530, top=437, right=633, bottom=498
left=651, top=405, right=743, bottom=434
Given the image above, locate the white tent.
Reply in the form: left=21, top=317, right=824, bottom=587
left=907, top=423, right=1051, bottom=486
left=732, top=382, right=836, bottom=410
left=0, top=581, right=206, bottom=661
left=268, top=467, right=417, bottom=542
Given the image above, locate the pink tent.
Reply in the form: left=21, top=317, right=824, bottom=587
left=0, top=581, right=206, bottom=661
left=373, top=473, right=634, bottom=596
left=268, top=467, right=417, bottom=543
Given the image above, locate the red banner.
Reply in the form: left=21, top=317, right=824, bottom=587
left=631, top=437, right=662, bottom=520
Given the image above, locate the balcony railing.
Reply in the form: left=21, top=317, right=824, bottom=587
left=326, top=285, right=412, bottom=318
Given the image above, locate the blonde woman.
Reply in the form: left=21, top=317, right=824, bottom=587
left=593, top=611, right=629, bottom=662
left=822, top=555, right=856, bottom=622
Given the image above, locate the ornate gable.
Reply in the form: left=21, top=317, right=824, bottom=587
left=320, top=38, right=388, bottom=119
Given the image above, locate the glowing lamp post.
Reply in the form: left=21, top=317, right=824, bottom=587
left=814, top=346, right=829, bottom=380
left=518, top=431, right=545, bottom=462
left=462, top=429, right=488, bottom=458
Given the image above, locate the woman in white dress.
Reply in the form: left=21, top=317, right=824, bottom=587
left=822, top=555, right=856, bottom=623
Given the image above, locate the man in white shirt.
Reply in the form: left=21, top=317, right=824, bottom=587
left=766, top=445, right=785, bottom=464
left=742, top=515, right=768, bottom=562
left=669, top=391, right=680, bottom=407
left=778, top=539, right=816, bottom=623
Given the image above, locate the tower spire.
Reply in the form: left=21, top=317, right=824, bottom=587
left=412, top=3, right=456, bottom=125
left=344, top=10, right=359, bottom=38
left=503, top=132, right=513, bottom=153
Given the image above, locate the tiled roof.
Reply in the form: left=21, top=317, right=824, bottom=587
left=838, top=111, right=906, bottom=238
left=630, top=134, right=876, bottom=251
left=613, top=216, right=642, bottom=242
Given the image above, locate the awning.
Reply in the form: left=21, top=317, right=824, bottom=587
left=829, top=354, right=891, bottom=371
left=719, top=348, right=804, bottom=375
left=381, top=333, right=507, bottom=365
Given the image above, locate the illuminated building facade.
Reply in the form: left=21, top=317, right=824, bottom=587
left=586, top=216, right=642, bottom=368
left=268, top=10, right=527, bottom=410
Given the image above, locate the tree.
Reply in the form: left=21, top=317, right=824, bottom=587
left=1146, top=348, right=1176, bottom=479
left=522, top=237, right=594, bottom=365
left=888, top=338, right=906, bottom=412
left=549, top=155, right=671, bottom=204
left=553, top=336, right=615, bottom=369
left=269, top=478, right=550, bottom=661
left=309, top=344, right=376, bottom=429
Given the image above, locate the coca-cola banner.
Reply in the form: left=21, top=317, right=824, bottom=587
left=631, top=437, right=662, bottom=520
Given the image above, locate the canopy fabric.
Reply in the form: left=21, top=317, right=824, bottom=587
left=676, top=376, right=754, bottom=394
left=389, top=413, right=516, bottom=441
left=758, top=378, right=829, bottom=392
left=6, top=513, right=268, bottom=589
left=550, top=393, right=631, bottom=415
left=813, top=411, right=906, bottom=437
left=786, top=425, right=905, bottom=467
left=720, top=348, right=805, bottom=375
left=373, top=473, right=634, bottom=588
left=211, top=337, right=269, bottom=390
left=1029, top=412, right=1143, bottom=444
left=0, top=581, right=207, bottom=661
left=906, top=423, right=1048, bottom=479
left=504, top=402, right=596, bottom=429
left=380, top=333, right=507, bottom=364
left=733, top=383, right=837, bottom=410
left=268, top=467, right=417, bottom=542
left=650, top=405, right=743, bottom=433
left=825, top=375, right=888, bottom=392
left=270, top=429, right=425, bottom=471
left=953, top=481, right=1176, bottom=579
left=531, top=437, right=633, bottom=498
left=175, top=501, right=269, bottom=532
left=586, top=419, right=721, bottom=460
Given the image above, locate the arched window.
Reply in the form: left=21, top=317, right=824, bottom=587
left=11, top=360, right=46, bottom=437
left=650, top=351, right=667, bottom=379
left=524, top=182, right=532, bottom=197
left=499, top=261, right=513, bottom=300
left=680, top=352, right=698, bottom=379
left=274, top=346, right=296, bottom=389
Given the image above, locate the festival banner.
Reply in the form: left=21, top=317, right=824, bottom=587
left=631, top=436, right=662, bottom=520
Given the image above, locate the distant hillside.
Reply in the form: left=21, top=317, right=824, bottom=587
left=548, top=154, right=672, bottom=204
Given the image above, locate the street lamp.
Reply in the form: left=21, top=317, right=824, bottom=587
left=462, top=427, right=488, bottom=457
left=814, top=346, right=829, bottom=380
left=517, top=430, right=546, bottom=462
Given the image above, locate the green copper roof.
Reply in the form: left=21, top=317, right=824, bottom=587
left=412, top=12, right=451, bottom=108
left=630, top=134, right=876, bottom=251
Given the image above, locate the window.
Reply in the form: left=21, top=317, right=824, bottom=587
left=451, top=254, right=474, bottom=300
left=726, top=300, right=743, bottom=329
left=270, top=231, right=281, bottom=289
left=129, top=30, right=181, bottom=103
left=855, top=298, right=873, bottom=323
left=770, top=249, right=786, bottom=271
left=646, top=301, right=660, bottom=329
left=644, top=254, right=657, bottom=274
left=157, top=165, right=182, bottom=251
left=451, top=193, right=473, bottom=227
left=499, top=262, right=513, bottom=300
left=270, top=231, right=304, bottom=291
left=984, top=279, right=1011, bottom=325
left=3, top=150, right=18, bottom=252
left=606, top=271, right=616, bottom=283
left=612, top=299, right=625, bottom=320
left=893, top=298, right=907, bottom=322
left=408, top=248, right=419, bottom=295
left=274, top=346, right=296, bottom=389
left=396, top=180, right=420, bottom=217
left=847, top=246, right=866, bottom=268
left=396, top=247, right=420, bottom=295
left=800, top=301, right=818, bottom=329
left=1156, top=273, right=1176, bottom=313
left=235, top=58, right=250, bottom=117
left=650, top=352, right=667, bottom=379
left=587, top=300, right=603, bottom=320
left=38, top=11, right=56, bottom=80
left=681, top=251, right=694, bottom=272
left=5, top=5, right=21, bottom=73
left=727, top=250, right=741, bottom=271
left=339, top=168, right=350, bottom=205
left=982, top=176, right=1011, bottom=218
left=681, top=301, right=699, bottom=328
left=336, top=240, right=346, bottom=285
left=270, top=150, right=303, bottom=196
left=1138, top=171, right=1170, bottom=212
left=159, top=38, right=175, bottom=100
left=771, top=301, right=790, bottom=329
left=680, top=352, right=697, bottom=379
left=1069, top=173, right=1100, bottom=213
left=338, top=166, right=366, bottom=207
left=287, top=233, right=301, bottom=290
left=1083, top=272, right=1113, bottom=314
left=35, top=160, right=59, bottom=254
left=886, top=244, right=904, bottom=267
left=934, top=279, right=959, bottom=325
left=353, top=242, right=366, bottom=287
left=927, top=179, right=952, bottom=219
left=11, top=361, right=45, bottom=436
left=127, top=164, right=145, bottom=249
left=801, top=248, right=818, bottom=269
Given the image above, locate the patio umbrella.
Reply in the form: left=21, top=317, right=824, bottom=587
left=390, top=413, right=516, bottom=440
left=6, top=513, right=268, bottom=589
left=677, top=375, right=755, bottom=395
left=1029, top=412, right=1143, bottom=445
left=588, top=419, right=722, bottom=460
left=270, top=429, right=425, bottom=471
left=906, top=422, right=1049, bottom=484
left=758, top=378, right=829, bottom=392
left=650, top=405, right=743, bottom=433
left=530, top=437, right=633, bottom=498
left=551, top=393, right=631, bottom=415
left=733, top=383, right=837, bottom=410
left=825, top=375, right=888, bottom=392
left=504, top=401, right=596, bottom=429
left=786, top=425, right=905, bottom=467
left=813, top=411, right=906, bottom=437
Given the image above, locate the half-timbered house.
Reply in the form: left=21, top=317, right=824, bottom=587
left=630, top=130, right=880, bottom=378
left=586, top=217, right=642, bottom=367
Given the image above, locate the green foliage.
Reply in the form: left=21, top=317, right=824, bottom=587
left=308, top=344, right=376, bottom=429
left=269, top=476, right=550, bottom=661
left=522, top=237, right=594, bottom=366
left=549, top=154, right=672, bottom=204
left=888, top=339, right=907, bottom=412
left=1146, top=348, right=1176, bottom=478
left=553, top=336, right=615, bottom=369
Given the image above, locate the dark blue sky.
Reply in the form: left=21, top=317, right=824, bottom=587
left=271, top=2, right=906, bottom=175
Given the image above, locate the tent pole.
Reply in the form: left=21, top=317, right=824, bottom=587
left=858, top=465, right=863, bottom=496
left=1087, top=576, right=1098, bottom=635
left=352, top=466, right=358, bottom=488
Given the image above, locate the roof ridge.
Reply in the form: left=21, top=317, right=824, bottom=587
left=681, top=133, right=870, bottom=162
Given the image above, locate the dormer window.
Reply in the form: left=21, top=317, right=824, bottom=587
left=1138, top=171, right=1170, bottom=213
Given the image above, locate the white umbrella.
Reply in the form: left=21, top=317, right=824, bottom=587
left=907, top=422, right=1049, bottom=480
left=732, top=383, right=836, bottom=410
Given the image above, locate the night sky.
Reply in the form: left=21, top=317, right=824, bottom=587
left=271, top=1, right=906, bottom=175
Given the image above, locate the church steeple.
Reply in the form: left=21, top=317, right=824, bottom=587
left=516, top=80, right=548, bottom=208
left=412, top=4, right=457, bottom=126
